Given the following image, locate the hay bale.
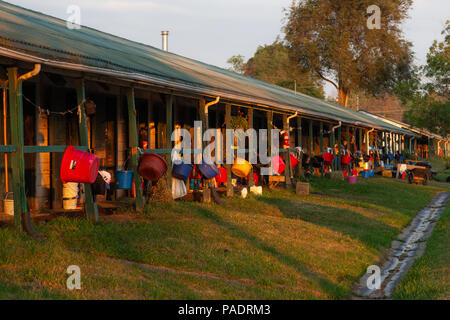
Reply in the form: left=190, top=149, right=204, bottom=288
left=325, top=171, right=345, bottom=180
left=149, top=173, right=173, bottom=203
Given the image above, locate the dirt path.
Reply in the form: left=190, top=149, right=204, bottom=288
left=354, top=191, right=450, bottom=299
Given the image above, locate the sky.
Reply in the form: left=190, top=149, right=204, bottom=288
left=5, top=0, right=449, bottom=98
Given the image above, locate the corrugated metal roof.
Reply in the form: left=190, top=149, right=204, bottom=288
left=0, top=1, right=417, bottom=135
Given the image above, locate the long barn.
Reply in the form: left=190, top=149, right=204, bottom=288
left=0, top=1, right=448, bottom=227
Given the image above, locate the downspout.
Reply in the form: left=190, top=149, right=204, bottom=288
left=366, top=128, right=375, bottom=155
left=204, top=96, right=220, bottom=115
left=18, top=64, right=44, bottom=241
left=330, top=121, right=341, bottom=169
left=0, top=79, right=8, bottom=193
left=18, top=64, right=41, bottom=81
left=203, top=96, right=222, bottom=205
left=331, top=121, right=342, bottom=133
left=286, top=111, right=298, bottom=124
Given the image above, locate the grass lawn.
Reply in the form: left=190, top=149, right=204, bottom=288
left=0, top=176, right=448, bottom=299
left=392, top=204, right=450, bottom=300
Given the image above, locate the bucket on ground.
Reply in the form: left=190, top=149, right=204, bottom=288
left=231, top=158, right=252, bottom=178
left=138, top=153, right=168, bottom=181
left=3, top=192, right=14, bottom=216
left=60, top=146, right=99, bottom=184
left=116, top=170, right=134, bottom=189
left=63, top=182, right=78, bottom=210
left=348, top=175, right=357, bottom=184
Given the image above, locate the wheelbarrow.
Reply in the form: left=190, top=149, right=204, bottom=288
left=407, top=167, right=431, bottom=185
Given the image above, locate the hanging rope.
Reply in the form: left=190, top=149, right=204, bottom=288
left=21, top=93, right=85, bottom=116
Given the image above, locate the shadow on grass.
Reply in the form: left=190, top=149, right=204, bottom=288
left=258, top=195, right=398, bottom=251
left=186, top=202, right=349, bottom=299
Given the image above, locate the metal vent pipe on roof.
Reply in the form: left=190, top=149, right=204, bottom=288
left=161, top=31, right=169, bottom=51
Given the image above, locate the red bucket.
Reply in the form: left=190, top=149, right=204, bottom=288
left=342, top=155, right=352, bottom=165
left=138, top=153, right=168, bottom=181
left=272, top=156, right=286, bottom=174
left=217, top=167, right=227, bottom=183
left=247, top=172, right=259, bottom=185
left=290, top=154, right=299, bottom=168
left=323, top=152, right=334, bottom=162
left=60, top=146, right=99, bottom=184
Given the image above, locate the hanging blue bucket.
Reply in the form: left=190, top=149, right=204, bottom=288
left=116, top=170, right=133, bottom=189
left=172, top=162, right=193, bottom=181
left=198, top=162, right=220, bottom=179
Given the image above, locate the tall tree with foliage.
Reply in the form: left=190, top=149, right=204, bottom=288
left=244, top=39, right=324, bottom=98
left=398, top=21, right=450, bottom=137
left=226, top=55, right=245, bottom=74
left=284, top=0, right=413, bottom=107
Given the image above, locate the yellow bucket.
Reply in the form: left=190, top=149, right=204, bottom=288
left=231, top=158, right=252, bottom=178
left=3, top=192, right=14, bottom=216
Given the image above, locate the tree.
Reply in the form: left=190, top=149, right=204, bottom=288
left=244, top=39, right=324, bottom=98
left=226, top=55, right=245, bottom=74
left=400, top=21, right=450, bottom=137
left=284, top=0, right=413, bottom=107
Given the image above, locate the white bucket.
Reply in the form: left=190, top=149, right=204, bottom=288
left=63, top=182, right=79, bottom=210
left=3, top=192, right=14, bottom=216
left=250, top=186, right=263, bottom=196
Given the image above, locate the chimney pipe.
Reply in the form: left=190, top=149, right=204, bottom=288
left=161, top=30, right=169, bottom=51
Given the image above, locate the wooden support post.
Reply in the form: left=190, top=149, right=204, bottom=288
left=199, top=98, right=210, bottom=201
left=297, top=117, right=302, bottom=148
left=248, top=109, right=255, bottom=186
left=267, top=111, right=273, bottom=156
left=351, top=127, right=356, bottom=153
left=331, top=125, right=336, bottom=171
left=320, top=122, right=324, bottom=175
left=165, top=94, right=173, bottom=184
left=346, top=127, right=350, bottom=153
left=408, top=137, right=412, bottom=156
left=337, top=126, right=342, bottom=170
left=389, top=133, right=393, bottom=154
left=309, top=119, right=313, bottom=156
left=76, top=80, right=99, bottom=222
left=319, top=122, right=324, bottom=154
left=225, top=103, right=233, bottom=196
left=296, top=117, right=303, bottom=177
left=7, top=67, right=27, bottom=229
left=359, top=128, right=363, bottom=152
left=414, top=138, right=417, bottom=158
left=283, top=114, right=292, bottom=187
left=126, top=87, right=145, bottom=212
